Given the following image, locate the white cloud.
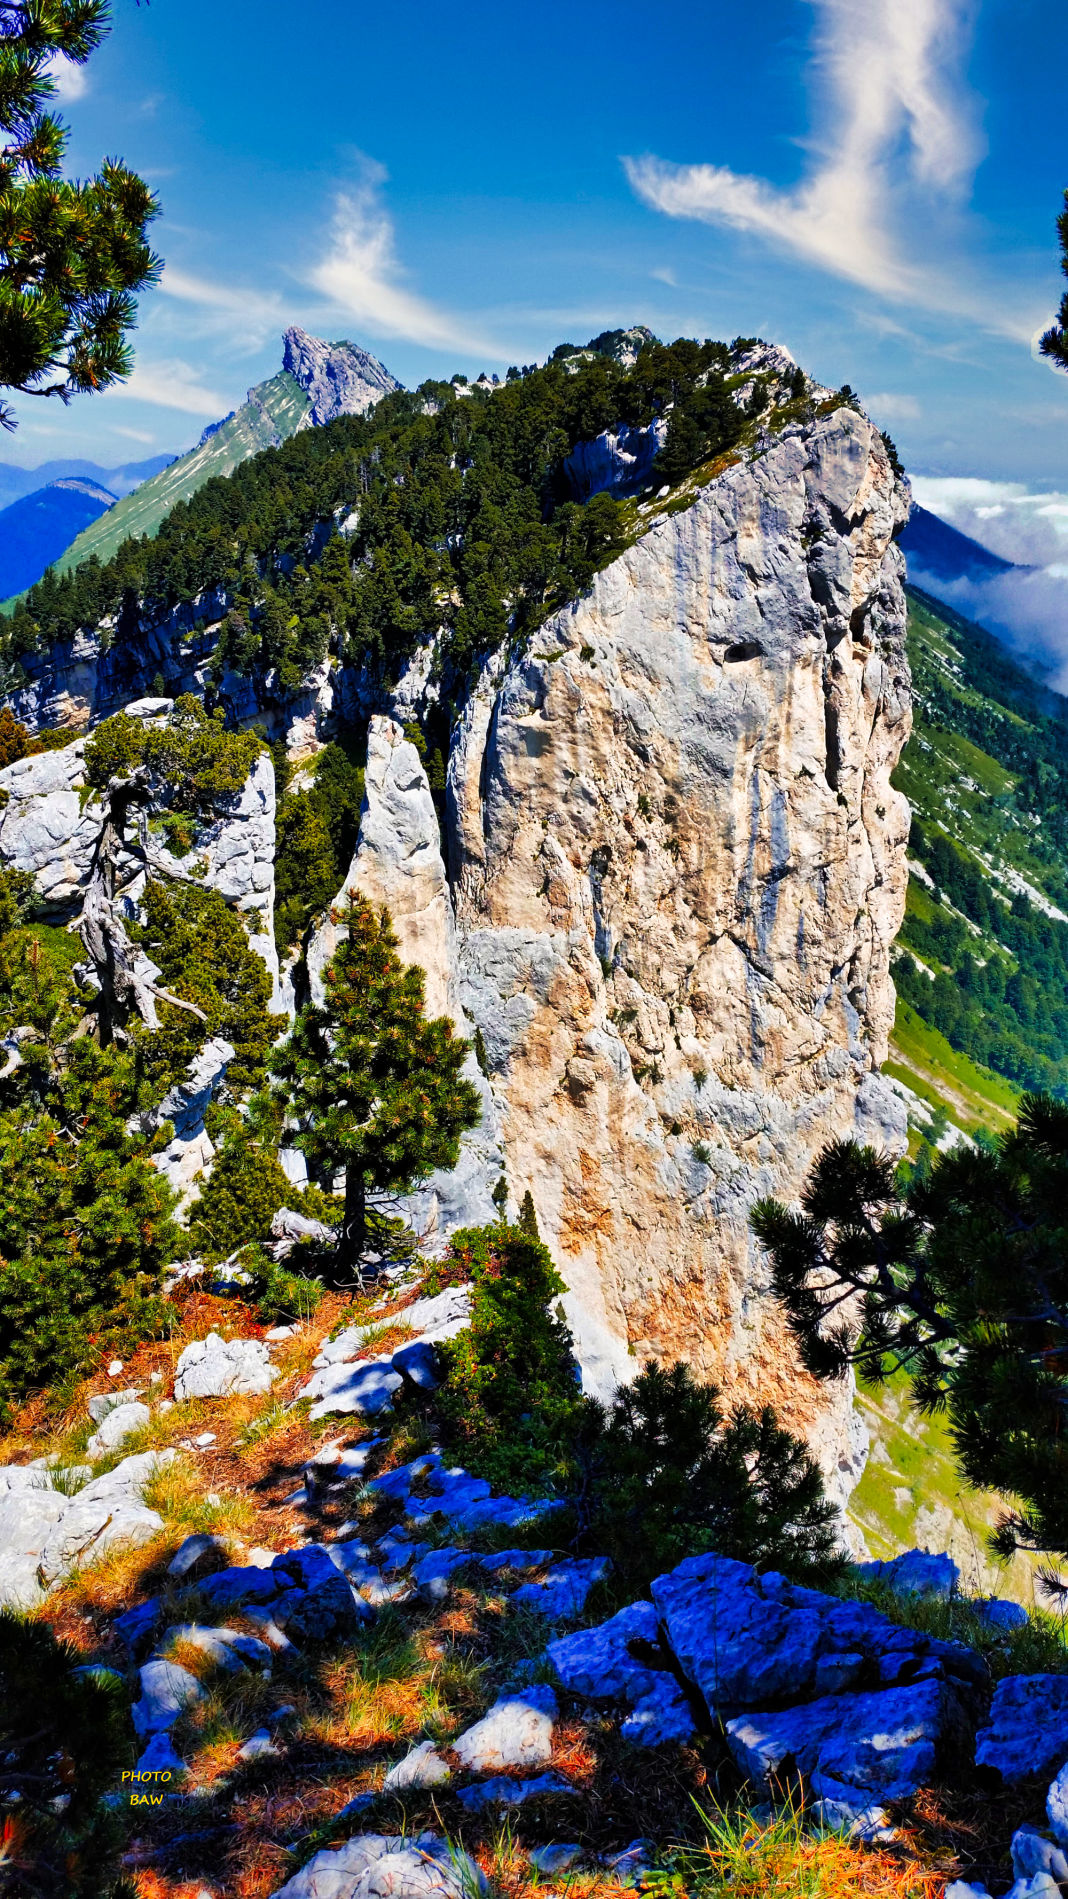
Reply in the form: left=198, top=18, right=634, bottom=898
left=102, top=359, right=230, bottom=417
left=623, top=0, right=1037, bottom=338
left=307, top=161, right=501, bottom=356
left=864, top=391, right=922, bottom=422
left=911, top=476, right=1068, bottom=566
left=46, top=54, right=89, bottom=104
left=111, top=425, right=157, bottom=444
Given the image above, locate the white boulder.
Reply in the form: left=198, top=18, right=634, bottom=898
left=86, top=1400, right=150, bottom=1458
left=452, top=1686, right=557, bottom=1773
left=174, top=1332, right=279, bottom=1401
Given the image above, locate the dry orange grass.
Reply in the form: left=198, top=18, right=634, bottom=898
left=668, top=1806, right=946, bottom=1899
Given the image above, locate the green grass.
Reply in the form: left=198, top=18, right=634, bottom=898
left=837, top=1568, right=1068, bottom=1678
left=52, top=371, right=311, bottom=581
left=648, top=1801, right=938, bottom=1898
left=886, top=997, right=1019, bottom=1133
left=848, top=1370, right=1047, bottom=1606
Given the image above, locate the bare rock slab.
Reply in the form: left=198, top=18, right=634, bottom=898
left=856, top=1549, right=959, bottom=1600
left=454, top=1773, right=577, bottom=1812
left=383, top=1741, right=451, bottom=1793
left=88, top=1386, right=143, bottom=1423
left=301, top=1355, right=403, bottom=1421
left=132, top=1658, right=207, bottom=1735
left=1047, top=1760, right=1068, bottom=1847
left=650, top=1551, right=985, bottom=1716
left=511, top=1557, right=609, bottom=1619
left=548, top=1600, right=664, bottom=1700
left=86, top=1400, right=150, bottom=1458
left=0, top=1447, right=175, bottom=1608
left=452, top=1686, right=557, bottom=1772
left=725, top=1680, right=966, bottom=1802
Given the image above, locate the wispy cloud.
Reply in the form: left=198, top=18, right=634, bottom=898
left=157, top=266, right=285, bottom=351
left=623, top=0, right=1035, bottom=337
left=306, top=159, right=501, bottom=356
left=102, top=359, right=230, bottom=417
left=864, top=390, right=922, bottom=422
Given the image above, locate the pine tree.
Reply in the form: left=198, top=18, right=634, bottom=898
left=0, top=0, right=161, bottom=430
left=1040, top=188, right=1068, bottom=372
left=271, top=894, right=480, bottom=1271
left=518, top=1188, right=539, bottom=1236
left=575, top=1362, right=844, bottom=1594
left=0, top=1037, right=177, bottom=1412
left=752, top=1095, right=1068, bottom=1564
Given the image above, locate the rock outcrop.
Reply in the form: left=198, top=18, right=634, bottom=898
left=282, top=325, right=401, bottom=427
left=440, top=401, right=910, bottom=1488
left=299, top=399, right=910, bottom=1480
left=0, top=737, right=98, bottom=912
left=0, top=704, right=279, bottom=995
left=1, top=379, right=912, bottom=1503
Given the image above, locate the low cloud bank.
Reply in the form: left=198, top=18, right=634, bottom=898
left=909, top=477, right=1068, bottom=692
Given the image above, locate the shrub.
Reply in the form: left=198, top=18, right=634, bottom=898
left=0, top=705, right=32, bottom=767
left=273, top=738, right=366, bottom=952
left=130, top=878, right=281, bottom=1097
left=436, top=1221, right=582, bottom=1488
left=0, top=1612, right=133, bottom=1897
left=186, top=1121, right=337, bottom=1264
left=84, top=693, right=263, bottom=810
left=243, top=1247, right=323, bottom=1325
left=186, top=1132, right=297, bottom=1262
left=575, top=1361, right=846, bottom=1595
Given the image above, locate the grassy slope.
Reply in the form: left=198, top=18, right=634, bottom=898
left=848, top=1372, right=1047, bottom=1604
left=885, top=588, right=1067, bottom=1138
left=25, top=372, right=310, bottom=598
left=850, top=589, right=1067, bottom=1590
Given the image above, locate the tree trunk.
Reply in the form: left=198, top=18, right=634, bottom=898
left=341, top=1169, right=367, bottom=1272
left=79, top=769, right=207, bottom=1045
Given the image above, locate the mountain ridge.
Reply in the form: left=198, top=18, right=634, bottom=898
left=1, top=332, right=402, bottom=606
left=0, top=477, right=118, bottom=600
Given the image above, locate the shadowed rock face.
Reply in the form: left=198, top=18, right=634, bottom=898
left=441, top=402, right=911, bottom=1490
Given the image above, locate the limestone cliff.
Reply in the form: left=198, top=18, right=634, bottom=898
left=315, top=400, right=910, bottom=1498
left=442, top=402, right=910, bottom=1500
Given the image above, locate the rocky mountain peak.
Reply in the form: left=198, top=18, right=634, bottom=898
left=281, top=325, right=402, bottom=426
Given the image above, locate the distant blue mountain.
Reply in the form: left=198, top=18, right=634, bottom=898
left=899, top=502, right=1022, bottom=586
left=0, top=452, right=174, bottom=511
left=0, top=478, right=118, bottom=599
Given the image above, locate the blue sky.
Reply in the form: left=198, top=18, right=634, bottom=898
left=5, top=0, right=1068, bottom=488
